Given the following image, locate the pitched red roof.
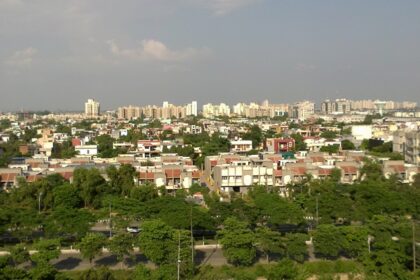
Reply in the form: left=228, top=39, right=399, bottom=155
left=139, top=172, right=155, bottom=179
left=318, top=168, right=332, bottom=176
left=291, top=167, right=307, bottom=176
left=390, top=165, right=405, bottom=173
left=310, top=156, right=325, bottom=163
left=339, top=166, right=358, bottom=174
left=0, top=173, right=18, bottom=183
left=165, top=169, right=181, bottom=178
left=26, top=175, right=43, bottom=182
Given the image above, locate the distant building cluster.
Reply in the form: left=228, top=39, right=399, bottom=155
left=233, top=101, right=289, bottom=118
left=106, top=97, right=418, bottom=121
left=117, top=101, right=198, bottom=120
left=0, top=97, right=419, bottom=196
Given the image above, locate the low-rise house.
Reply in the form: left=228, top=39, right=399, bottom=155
left=230, top=139, right=253, bottom=153
left=0, top=168, right=23, bottom=189
left=265, top=138, right=295, bottom=153
left=75, top=145, right=98, bottom=156
left=383, top=160, right=418, bottom=183
left=335, top=161, right=360, bottom=183
left=137, top=140, right=162, bottom=158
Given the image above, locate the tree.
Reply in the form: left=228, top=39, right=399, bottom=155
left=267, top=259, right=300, bottom=280
left=283, top=233, right=309, bottom=263
left=77, top=233, right=107, bottom=264
left=330, top=168, right=342, bottom=183
left=133, top=264, right=152, bottom=280
left=30, top=262, right=58, bottom=280
left=313, top=225, right=344, bottom=259
left=51, top=141, right=76, bottom=159
left=0, top=266, right=29, bottom=280
left=31, top=239, right=60, bottom=265
left=218, top=217, right=256, bottom=266
left=341, top=226, right=370, bottom=259
left=106, top=164, right=136, bottom=196
left=78, top=266, right=115, bottom=280
left=320, top=131, right=338, bottom=140
left=137, top=219, right=176, bottom=265
left=96, top=134, right=118, bottom=158
left=291, top=134, right=307, bottom=151
left=341, top=139, right=355, bottom=150
left=242, top=125, right=263, bottom=149
left=53, top=183, right=82, bottom=209
left=108, top=233, right=133, bottom=268
left=255, top=227, right=283, bottom=262
left=73, top=168, right=108, bottom=208
left=44, top=207, right=94, bottom=240
left=130, top=184, right=159, bottom=202
left=10, top=244, right=30, bottom=266
left=320, top=144, right=340, bottom=154
left=359, top=159, right=383, bottom=181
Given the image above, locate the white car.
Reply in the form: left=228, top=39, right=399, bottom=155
left=126, top=226, right=141, bottom=233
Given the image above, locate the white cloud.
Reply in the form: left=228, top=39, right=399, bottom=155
left=5, top=47, right=38, bottom=67
left=107, top=39, right=209, bottom=62
left=206, top=0, right=261, bottom=15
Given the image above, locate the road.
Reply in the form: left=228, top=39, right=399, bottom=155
left=50, top=247, right=227, bottom=271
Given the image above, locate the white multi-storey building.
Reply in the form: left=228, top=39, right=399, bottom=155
left=202, top=103, right=231, bottom=118
left=85, top=99, right=100, bottom=117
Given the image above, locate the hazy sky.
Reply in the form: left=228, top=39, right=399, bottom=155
left=1, top=0, right=419, bottom=111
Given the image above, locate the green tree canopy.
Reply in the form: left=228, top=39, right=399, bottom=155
left=218, top=217, right=256, bottom=266
left=77, top=233, right=107, bottom=264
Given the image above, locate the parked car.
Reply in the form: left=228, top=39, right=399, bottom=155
left=126, top=226, right=141, bottom=233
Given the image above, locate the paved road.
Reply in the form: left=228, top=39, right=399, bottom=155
left=50, top=247, right=227, bottom=271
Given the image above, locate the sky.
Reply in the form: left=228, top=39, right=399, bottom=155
left=0, top=0, right=420, bottom=111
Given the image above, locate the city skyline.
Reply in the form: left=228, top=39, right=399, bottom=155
left=1, top=1, right=420, bottom=111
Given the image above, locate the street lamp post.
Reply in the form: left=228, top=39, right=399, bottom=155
left=177, top=231, right=181, bottom=280
left=109, top=202, right=112, bottom=238
left=38, top=192, right=43, bottom=214
left=190, top=206, right=194, bottom=272
left=315, top=195, right=319, bottom=227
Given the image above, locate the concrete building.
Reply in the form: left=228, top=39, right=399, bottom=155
left=393, top=130, right=420, bottom=166
left=230, top=139, right=253, bottom=154
left=265, top=138, right=295, bottom=153
left=117, top=105, right=142, bottom=119
left=383, top=160, right=418, bottom=183
left=202, top=103, right=231, bottom=118
left=405, top=131, right=420, bottom=165
left=85, top=99, right=100, bottom=117
left=289, top=101, right=315, bottom=121
left=351, top=125, right=373, bottom=141
left=137, top=140, right=162, bottom=158
left=75, top=145, right=98, bottom=156
left=186, top=101, right=198, bottom=116
left=321, top=99, right=351, bottom=115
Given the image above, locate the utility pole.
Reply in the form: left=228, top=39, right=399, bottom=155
left=190, top=206, right=194, bottom=272
left=367, top=235, right=372, bottom=254
left=109, top=202, right=112, bottom=238
left=315, top=195, right=319, bottom=227
left=38, top=192, right=43, bottom=214
left=177, top=231, right=181, bottom=280
left=413, top=221, right=416, bottom=272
